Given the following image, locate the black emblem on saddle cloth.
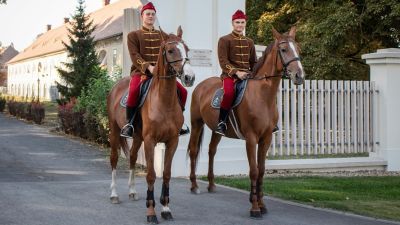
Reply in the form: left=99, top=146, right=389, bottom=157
left=120, top=78, right=153, bottom=108
left=211, top=79, right=248, bottom=109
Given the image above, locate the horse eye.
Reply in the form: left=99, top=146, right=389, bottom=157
left=168, top=49, right=174, bottom=54
left=281, top=48, right=287, bottom=53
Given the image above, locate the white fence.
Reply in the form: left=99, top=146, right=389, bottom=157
left=269, top=79, right=379, bottom=157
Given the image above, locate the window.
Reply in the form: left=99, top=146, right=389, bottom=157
left=112, top=49, right=117, bottom=67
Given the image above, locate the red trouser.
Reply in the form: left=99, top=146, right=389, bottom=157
left=126, top=74, right=187, bottom=108
left=220, top=77, right=235, bottom=110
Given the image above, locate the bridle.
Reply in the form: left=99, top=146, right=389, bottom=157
left=249, top=40, right=301, bottom=81
left=158, top=41, right=190, bottom=79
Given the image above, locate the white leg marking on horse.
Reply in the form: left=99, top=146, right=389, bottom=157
left=289, top=41, right=304, bottom=72
left=110, top=169, right=118, bottom=198
left=128, top=169, right=137, bottom=195
left=162, top=206, right=171, bottom=212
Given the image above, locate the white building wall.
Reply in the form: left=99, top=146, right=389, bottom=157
left=8, top=37, right=123, bottom=101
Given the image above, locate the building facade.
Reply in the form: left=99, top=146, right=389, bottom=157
left=7, top=0, right=140, bottom=100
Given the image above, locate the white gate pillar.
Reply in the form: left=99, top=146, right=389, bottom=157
left=362, top=48, right=400, bottom=171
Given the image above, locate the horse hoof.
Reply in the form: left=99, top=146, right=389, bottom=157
left=129, top=193, right=139, bottom=201
left=250, top=210, right=263, bottom=219
left=161, top=211, right=174, bottom=221
left=147, top=215, right=159, bottom=224
left=260, top=206, right=268, bottom=214
left=110, top=196, right=120, bottom=204
left=207, top=185, right=217, bottom=193
left=191, top=187, right=201, bottom=195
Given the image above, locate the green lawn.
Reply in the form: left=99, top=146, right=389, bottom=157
left=203, top=176, right=400, bottom=221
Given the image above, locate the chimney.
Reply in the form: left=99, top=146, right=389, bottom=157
left=46, top=24, right=52, bottom=31
left=103, top=0, right=110, bottom=6
left=64, top=17, right=69, bottom=24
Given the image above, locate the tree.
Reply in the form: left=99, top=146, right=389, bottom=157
left=246, top=0, right=400, bottom=80
left=56, top=0, right=99, bottom=100
left=0, top=0, right=7, bottom=5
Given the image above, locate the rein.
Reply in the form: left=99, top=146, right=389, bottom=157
left=248, top=41, right=300, bottom=81
left=158, top=41, right=189, bottom=79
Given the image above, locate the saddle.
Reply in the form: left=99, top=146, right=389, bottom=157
left=120, top=78, right=153, bottom=108
left=120, top=78, right=184, bottom=109
left=211, top=79, right=248, bottom=109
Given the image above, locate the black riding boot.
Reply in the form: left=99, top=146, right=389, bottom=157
left=120, top=106, right=137, bottom=138
left=179, top=108, right=190, bottom=136
left=215, top=108, right=230, bottom=136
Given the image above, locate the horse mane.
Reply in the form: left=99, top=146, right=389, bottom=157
left=252, top=42, right=274, bottom=74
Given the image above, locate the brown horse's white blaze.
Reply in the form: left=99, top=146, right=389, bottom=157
left=107, top=26, right=194, bottom=224
left=187, top=26, right=304, bottom=219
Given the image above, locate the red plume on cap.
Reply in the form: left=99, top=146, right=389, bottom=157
left=232, top=10, right=247, bottom=21
left=141, top=2, right=156, bottom=15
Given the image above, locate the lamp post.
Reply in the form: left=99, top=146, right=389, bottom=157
left=37, top=77, right=40, bottom=102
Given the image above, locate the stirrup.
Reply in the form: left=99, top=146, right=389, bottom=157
left=120, top=124, right=134, bottom=138
left=179, top=124, right=190, bottom=136
left=215, top=122, right=227, bottom=136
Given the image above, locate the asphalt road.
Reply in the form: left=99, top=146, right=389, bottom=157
left=0, top=113, right=398, bottom=225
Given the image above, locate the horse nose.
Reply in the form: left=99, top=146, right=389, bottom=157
left=184, top=74, right=190, bottom=82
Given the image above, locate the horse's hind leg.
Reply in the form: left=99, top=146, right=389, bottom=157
left=109, top=121, right=120, bottom=204
left=159, top=137, right=179, bottom=221
left=257, top=134, right=273, bottom=214
left=188, top=119, right=204, bottom=194
left=207, top=132, right=222, bottom=193
left=128, top=134, right=143, bottom=201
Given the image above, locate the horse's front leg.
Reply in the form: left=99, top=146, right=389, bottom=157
left=246, top=137, right=262, bottom=219
left=143, top=138, right=158, bottom=224
left=208, top=132, right=222, bottom=193
left=128, top=135, right=143, bottom=201
left=160, top=137, right=179, bottom=221
left=257, top=134, right=273, bottom=215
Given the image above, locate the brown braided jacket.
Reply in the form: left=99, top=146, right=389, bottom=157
left=127, top=26, right=168, bottom=76
left=218, top=31, right=257, bottom=79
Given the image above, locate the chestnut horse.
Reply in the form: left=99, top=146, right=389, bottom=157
left=107, top=27, right=195, bottom=224
left=187, top=27, right=304, bottom=219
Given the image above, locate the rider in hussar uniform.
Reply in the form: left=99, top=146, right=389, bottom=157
left=215, top=10, right=256, bottom=136
left=120, top=2, right=190, bottom=138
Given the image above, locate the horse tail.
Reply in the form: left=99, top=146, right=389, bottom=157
left=119, top=136, right=129, bottom=158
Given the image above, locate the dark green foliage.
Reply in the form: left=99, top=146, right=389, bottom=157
left=246, top=0, right=400, bottom=80
left=75, top=67, right=116, bottom=144
left=56, top=0, right=100, bottom=100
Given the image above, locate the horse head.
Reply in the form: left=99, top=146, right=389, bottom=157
left=157, top=26, right=195, bottom=87
left=272, top=26, right=305, bottom=85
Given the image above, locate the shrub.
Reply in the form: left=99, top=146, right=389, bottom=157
left=75, top=67, right=117, bottom=144
left=58, top=98, right=86, bottom=138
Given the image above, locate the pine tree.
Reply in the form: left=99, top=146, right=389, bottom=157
left=56, top=0, right=99, bottom=100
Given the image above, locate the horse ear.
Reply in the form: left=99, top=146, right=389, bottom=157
left=177, top=25, right=183, bottom=38
left=272, top=27, right=281, bottom=40
left=289, top=26, right=296, bottom=39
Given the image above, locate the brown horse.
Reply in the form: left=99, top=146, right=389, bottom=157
left=107, top=27, right=195, bottom=224
left=187, top=27, right=304, bottom=219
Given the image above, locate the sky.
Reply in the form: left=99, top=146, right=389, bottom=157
left=0, top=0, right=104, bottom=51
